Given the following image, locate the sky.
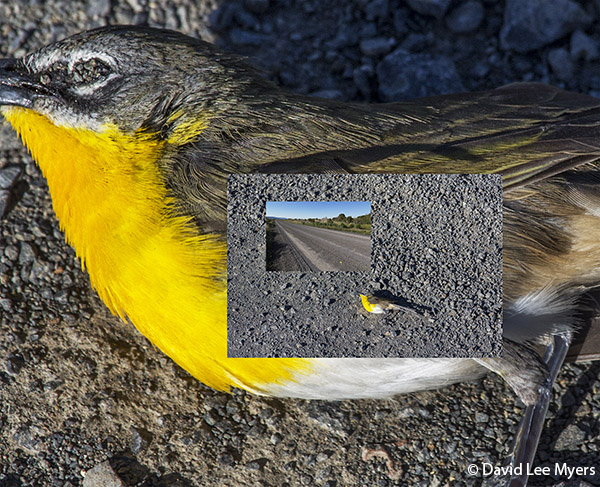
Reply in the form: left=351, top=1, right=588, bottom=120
left=266, top=201, right=371, bottom=219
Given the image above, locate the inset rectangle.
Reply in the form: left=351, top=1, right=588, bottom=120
left=227, top=174, right=502, bottom=359
left=266, top=201, right=371, bottom=271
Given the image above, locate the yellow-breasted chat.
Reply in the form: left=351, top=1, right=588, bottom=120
left=1, top=26, right=600, bottom=483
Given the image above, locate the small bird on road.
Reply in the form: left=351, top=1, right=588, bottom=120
left=1, top=26, right=599, bottom=486
left=359, top=293, right=421, bottom=315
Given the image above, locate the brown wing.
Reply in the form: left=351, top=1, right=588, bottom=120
left=258, top=83, right=600, bottom=192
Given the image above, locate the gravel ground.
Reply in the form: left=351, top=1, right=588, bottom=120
left=1, top=1, right=600, bottom=486
left=228, top=174, right=502, bottom=358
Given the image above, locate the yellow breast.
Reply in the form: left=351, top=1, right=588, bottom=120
left=2, top=107, right=309, bottom=393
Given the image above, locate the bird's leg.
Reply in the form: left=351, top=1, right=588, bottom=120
left=504, top=332, right=572, bottom=487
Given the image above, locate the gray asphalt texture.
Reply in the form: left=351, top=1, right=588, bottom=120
left=269, top=219, right=371, bottom=271
left=228, top=173, right=502, bottom=358
left=1, top=1, right=600, bottom=487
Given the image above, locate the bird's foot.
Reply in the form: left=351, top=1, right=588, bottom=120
left=503, top=332, right=572, bottom=487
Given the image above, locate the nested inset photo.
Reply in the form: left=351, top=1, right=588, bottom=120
left=227, top=173, right=503, bottom=359
left=265, top=201, right=371, bottom=272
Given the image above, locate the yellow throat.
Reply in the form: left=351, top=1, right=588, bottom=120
left=3, top=107, right=308, bottom=392
left=360, top=294, right=375, bottom=312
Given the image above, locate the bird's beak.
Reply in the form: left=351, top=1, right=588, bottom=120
left=0, top=58, right=43, bottom=108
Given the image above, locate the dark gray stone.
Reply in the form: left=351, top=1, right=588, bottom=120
left=18, top=241, right=36, bottom=264
left=328, top=29, right=359, bottom=49
left=377, top=49, right=464, bottom=101
left=88, top=0, right=111, bottom=18
left=208, top=3, right=240, bottom=32
left=0, top=166, right=22, bottom=189
left=129, top=427, right=152, bottom=454
left=500, top=0, right=593, bottom=53
left=0, top=298, right=12, bottom=312
left=548, top=48, right=575, bottom=81
left=359, top=37, right=394, bottom=56
left=229, top=28, right=271, bottom=46
left=359, top=23, right=377, bottom=40
left=353, top=66, right=373, bottom=99
left=6, top=354, right=25, bottom=375
left=244, top=0, right=269, bottom=14
left=406, top=0, right=451, bottom=18
left=0, top=190, right=9, bottom=218
left=570, top=29, right=599, bottom=61
left=446, top=1, right=485, bottom=34
left=234, top=8, right=259, bottom=30
left=400, top=32, right=433, bottom=52
left=365, top=0, right=389, bottom=21
left=392, top=10, right=408, bottom=34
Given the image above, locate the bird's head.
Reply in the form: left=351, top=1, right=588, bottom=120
left=0, top=25, right=268, bottom=140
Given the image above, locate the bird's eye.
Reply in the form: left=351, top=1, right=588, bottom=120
left=71, top=58, right=112, bottom=85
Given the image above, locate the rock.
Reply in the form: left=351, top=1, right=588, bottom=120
left=234, top=9, right=259, bottom=30
left=400, top=32, right=432, bottom=51
left=353, top=66, right=373, bottom=99
left=365, top=0, right=389, bottom=21
left=0, top=124, right=23, bottom=150
left=6, top=354, right=25, bottom=375
left=359, top=37, right=394, bottom=56
left=208, top=3, right=240, bottom=32
left=500, top=0, right=593, bottom=53
left=359, top=23, right=378, bottom=39
left=88, top=0, right=111, bottom=18
left=393, top=10, right=408, bottom=34
left=0, top=166, right=22, bottom=189
left=18, top=242, right=36, bottom=264
left=229, top=28, right=271, bottom=46
left=328, top=28, right=359, bottom=49
left=406, top=0, right=451, bottom=18
left=446, top=1, right=485, bottom=34
left=130, top=426, right=152, bottom=454
left=244, top=0, right=269, bottom=14
left=570, top=30, right=599, bottom=61
left=470, top=61, right=490, bottom=78
left=554, top=424, right=587, bottom=449
left=0, top=298, right=12, bottom=312
left=475, top=412, right=489, bottom=423
left=548, top=48, right=575, bottom=81
left=0, top=190, right=9, bottom=218
left=376, top=49, right=464, bottom=101
left=83, top=461, right=125, bottom=487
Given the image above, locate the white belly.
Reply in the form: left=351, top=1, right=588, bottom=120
left=263, top=357, right=486, bottom=400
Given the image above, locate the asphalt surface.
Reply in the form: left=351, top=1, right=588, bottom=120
left=227, top=173, right=502, bottom=359
left=271, top=220, right=371, bottom=272
left=1, top=2, right=599, bottom=487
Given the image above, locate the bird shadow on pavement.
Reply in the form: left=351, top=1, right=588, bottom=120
left=368, top=289, right=436, bottom=317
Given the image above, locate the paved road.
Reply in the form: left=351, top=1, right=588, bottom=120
left=275, top=220, right=371, bottom=271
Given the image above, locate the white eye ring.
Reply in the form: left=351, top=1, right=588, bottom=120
left=71, top=71, right=118, bottom=96
left=65, top=53, right=117, bottom=96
